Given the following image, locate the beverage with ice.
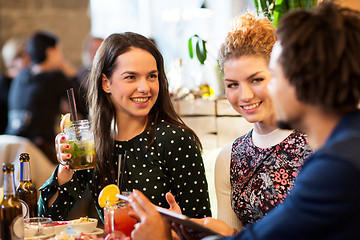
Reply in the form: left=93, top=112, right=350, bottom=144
left=59, top=119, right=96, bottom=170
left=104, top=199, right=137, bottom=237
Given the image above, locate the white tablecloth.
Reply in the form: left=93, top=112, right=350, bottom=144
left=0, top=134, right=56, bottom=190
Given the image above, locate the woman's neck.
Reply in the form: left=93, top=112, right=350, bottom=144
left=253, top=121, right=278, bottom=135
left=115, top=115, right=147, bottom=141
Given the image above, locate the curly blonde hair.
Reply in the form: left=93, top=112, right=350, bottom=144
left=218, top=13, right=276, bottom=73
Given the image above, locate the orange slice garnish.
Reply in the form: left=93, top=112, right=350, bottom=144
left=98, top=184, right=120, bottom=208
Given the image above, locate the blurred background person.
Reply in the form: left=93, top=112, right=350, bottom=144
left=0, top=36, right=30, bottom=134
left=78, top=34, right=103, bottom=86
left=76, top=35, right=103, bottom=118
left=6, top=30, right=78, bottom=164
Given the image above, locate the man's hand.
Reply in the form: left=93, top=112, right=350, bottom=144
left=129, top=190, right=172, bottom=240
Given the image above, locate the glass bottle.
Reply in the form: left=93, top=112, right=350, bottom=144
left=0, top=163, right=24, bottom=239
left=16, top=152, right=38, bottom=218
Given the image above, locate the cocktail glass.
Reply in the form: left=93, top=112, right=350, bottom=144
left=104, top=192, right=137, bottom=237
left=58, top=119, right=96, bottom=171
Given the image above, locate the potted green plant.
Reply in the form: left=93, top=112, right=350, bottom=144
left=187, top=34, right=221, bottom=98
left=254, top=0, right=321, bottom=27
left=188, top=34, right=207, bottom=65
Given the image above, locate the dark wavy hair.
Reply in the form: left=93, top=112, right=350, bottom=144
left=26, top=31, right=58, bottom=64
left=277, top=2, right=360, bottom=114
left=87, top=32, right=202, bottom=180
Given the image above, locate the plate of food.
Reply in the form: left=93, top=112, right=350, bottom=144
left=54, top=217, right=98, bottom=235
left=51, top=231, right=104, bottom=240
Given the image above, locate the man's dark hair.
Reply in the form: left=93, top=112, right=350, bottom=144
left=277, top=2, right=360, bottom=114
left=27, top=31, right=58, bottom=64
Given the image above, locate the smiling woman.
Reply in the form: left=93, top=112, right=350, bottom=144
left=210, top=13, right=313, bottom=231
left=101, top=48, right=160, bottom=123
left=38, top=32, right=212, bottom=225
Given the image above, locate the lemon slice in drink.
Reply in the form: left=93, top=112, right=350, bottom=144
left=98, top=184, right=120, bottom=208
left=60, top=113, right=72, bottom=132
left=0, top=188, right=4, bottom=203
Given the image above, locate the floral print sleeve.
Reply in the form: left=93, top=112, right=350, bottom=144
left=230, top=130, right=312, bottom=226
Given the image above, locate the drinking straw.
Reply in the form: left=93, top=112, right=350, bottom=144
left=118, top=151, right=127, bottom=192
left=117, top=154, right=121, bottom=187
left=66, top=88, right=78, bottom=122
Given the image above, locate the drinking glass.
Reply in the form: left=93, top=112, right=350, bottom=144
left=104, top=192, right=137, bottom=237
left=58, top=120, right=96, bottom=171
left=24, top=217, right=55, bottom=239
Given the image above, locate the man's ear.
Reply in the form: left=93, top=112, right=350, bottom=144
left=102, top=73, right=111, bottom=93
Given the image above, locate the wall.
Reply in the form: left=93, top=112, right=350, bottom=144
left=335, top=0, right=360, bottom=11
left=90, top=0, right=255, bottom=68
left=0, top=0, right=91, bottom=71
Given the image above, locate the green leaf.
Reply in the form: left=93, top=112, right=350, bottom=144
left=255, top=0, right=318, bottom=27
left=202, top=40, right=207, bottom=63
left=254, top=0, right=260, bottom=15
left=188, top=34, right=207, bottom=65
left=69, top=141, right=86, bottom=160
left=195, top=41, right=202, bottom=64
left=273, top=0, right=287, bottom=27
left=260, top=0, right=267, bottom=12
left=188, top=37, right=194, bottom=59
left=195, top=40, right=205, bottom=65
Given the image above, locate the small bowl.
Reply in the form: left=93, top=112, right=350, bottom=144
left=24, top=217, right=55, bottom=239
left=24, top=226, right=38, bottom=238
left=54, top=221, right=69, bottom=234
left=69, top=218, right=98, bottom=233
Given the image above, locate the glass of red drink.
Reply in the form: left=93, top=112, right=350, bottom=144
left=104, top=192, right=137, bottom=238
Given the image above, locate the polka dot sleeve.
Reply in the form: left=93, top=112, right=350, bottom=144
left=38, top=165, right=88, bottom=220
left=164, top=127, right=212, bottom=218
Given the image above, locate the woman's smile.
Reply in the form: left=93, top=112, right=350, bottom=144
left=241, top=102, right=261, bottom=110
left=131, top=97, right=151, bottom=104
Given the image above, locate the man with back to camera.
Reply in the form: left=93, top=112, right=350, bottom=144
left=222, top=1, right=360, bottom=239
left=125, top=2, right=360, bottom=240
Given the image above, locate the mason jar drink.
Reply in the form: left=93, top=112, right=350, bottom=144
left=58, top=120, right=96, bottom=171
left=104, top=192, right=136, bottom=237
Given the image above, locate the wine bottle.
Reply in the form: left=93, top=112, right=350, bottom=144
left=16, top=152, right=38, bottom=218
left=0, top=163, right=24, bottom=239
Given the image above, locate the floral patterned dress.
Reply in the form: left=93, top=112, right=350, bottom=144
left=230, top=130, right=312, bottom=226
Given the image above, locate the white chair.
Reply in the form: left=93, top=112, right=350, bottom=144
left=0, top=134, right=56, bottom=190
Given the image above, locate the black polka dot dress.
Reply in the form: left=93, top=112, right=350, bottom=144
left=38, top=121, right=212, bottom=221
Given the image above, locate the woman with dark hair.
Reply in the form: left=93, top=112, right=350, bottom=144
left=38, top=32, right=211, bottom=222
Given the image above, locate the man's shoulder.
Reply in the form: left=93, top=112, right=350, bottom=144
left=318, top=112, right=360, bottom=169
